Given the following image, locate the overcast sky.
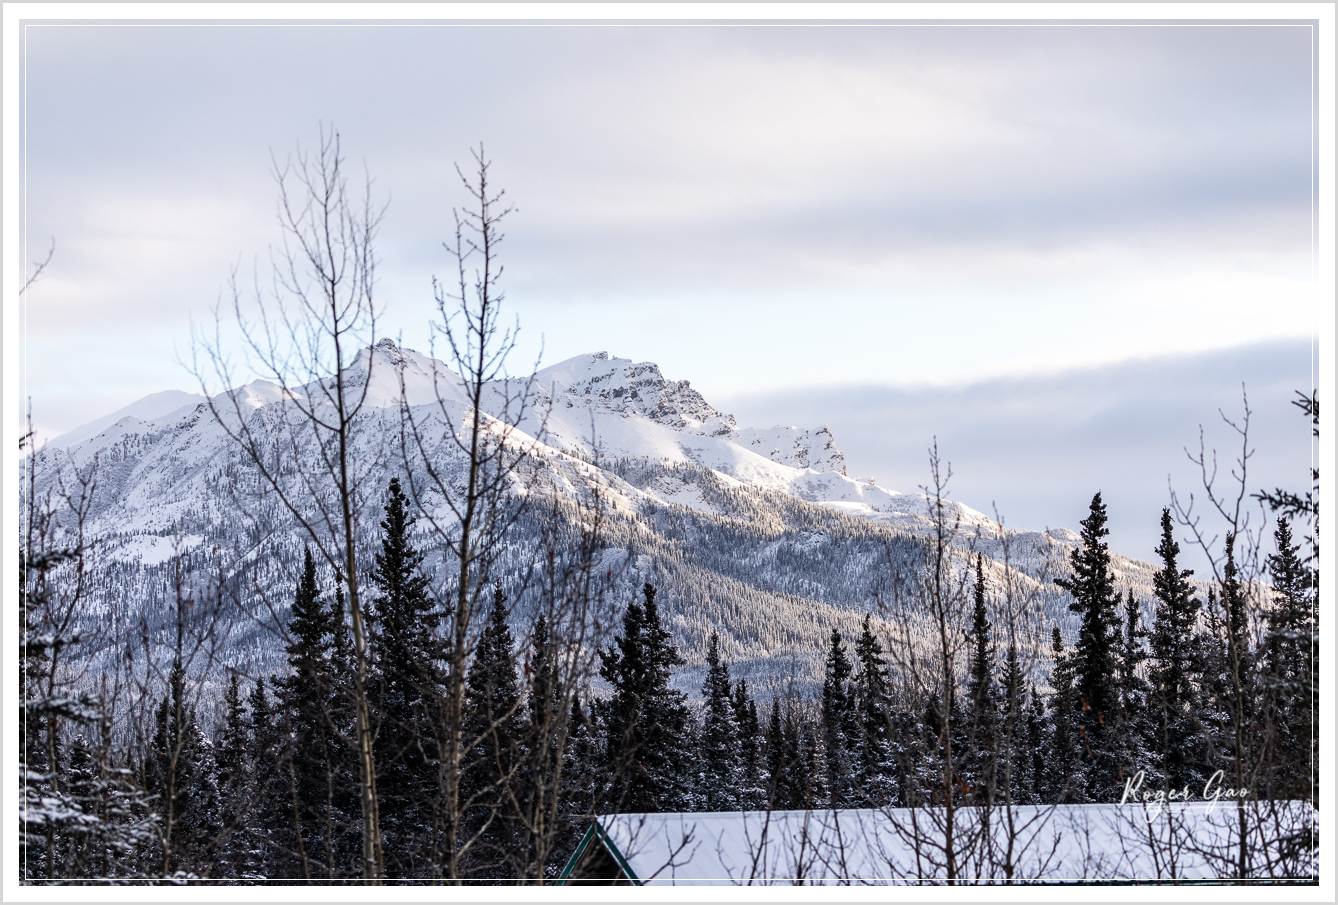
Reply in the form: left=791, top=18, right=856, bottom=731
left=17, top=15, right=1322, bottom=562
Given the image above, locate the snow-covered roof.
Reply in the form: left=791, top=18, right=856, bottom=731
left=558, top=803, right=1317, bottom=884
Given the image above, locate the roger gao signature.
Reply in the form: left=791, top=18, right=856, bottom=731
left=1120, top=770, right=1250, bottom=814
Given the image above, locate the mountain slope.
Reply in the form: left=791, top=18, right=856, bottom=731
left=28, top=341, right=1159, bottom=695
left=46, top=390, right=208, bottom=449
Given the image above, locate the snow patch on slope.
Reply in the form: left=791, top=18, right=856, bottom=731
left=106, top=533, right=205, bottom=566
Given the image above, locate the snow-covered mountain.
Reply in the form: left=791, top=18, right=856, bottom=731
left=514, top=349, right=944, bottom=522
left=29, top=341, right=1156, bottom=695
left=47, top=341, right=986, bottom=537
left=46, top=390, right=208, bottom=449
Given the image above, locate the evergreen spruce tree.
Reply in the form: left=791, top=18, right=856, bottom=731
left=246, top=676, right=288, bottom=877
left=369, top=477, right=441, bottom=875
left=541, top=693, right=600, bottom=877
left=762, top=696, right=819, bottom=810
left=293, top=550, right=365, bottom=876
left=561, top=696, right=599, bottom=828
left=526, top=614, right=557, bottom=745
left=214, top=674, right=254, bottom=878
left=770, top=696, right=818, bottom=808
left=918, top=691, right=953, bottom=805
left=852, top=614, right=894, bottom=807
left=1114, top=589, right=1152, bottom=786
left=1254, top=393, right=1319, bottom=800
left=1055, top=493, right=1122, bottom=799
left=460, top=589, right=526, bottom=875
left=1263, top=518, right=1316, bottom=798
left=887, top=702, right=923, bottom=808
left=764, top=698, right=785, bottom=808
left=1197, top=591, right=1233, bottom=768
left=597, top=583, right=693, bottom=813
left=963, top=556, right=999, bottom=803
left=324, top=585, right=362, bottom=875
left=62, top=721, right=156, bottom=880
left=999, top=644, right=1027, bottom=804
left=215, top=674, right=248, bottom=808
left=799, top=719, right=825, bottom=808
left=19, top=609, right=82, bottom=875
left=1220, top=533, right=1255, bottom=717
left=17, top=480, right=154, bottom=880
left=272, top=548, right=351, bottom=878
left=1147, top=507, right=1208, bottom=792
left=1212, top=535, right=1258, bottom=816
left=517, top=613, right=559, bottom=877
left=698, top=632, right=742, bottom=811
left=19, top=537, right=80, bottom=882
left=1023, top=685, right=1049, bottom=805
left=730, top=680, right=765, bottom=809
left=62, top=735, right=97, bottom=865
left=1046, top=627, right=1080, bottom=801
left=820, top=629, right=855, bottom=807
left=147, top=660, right=222, bottom=877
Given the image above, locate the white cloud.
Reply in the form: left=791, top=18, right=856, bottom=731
left=19, top=22, right=1318, bottom=436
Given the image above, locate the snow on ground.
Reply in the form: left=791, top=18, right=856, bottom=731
left=641, top=473, right=720, bottom=514
left=594, top=802, right=1317, bottom=884
left=105, top=533, right=205, bottom=566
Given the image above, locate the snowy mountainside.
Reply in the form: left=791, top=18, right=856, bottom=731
left=527, top=351, right=736, bottom=439
left=510, top=350, right=942, bottom=520
left=46, top=390, right=208, bottom=449
left=733, top=425, right=846, bottom=475
left=28, top=341, right=1162, bottom=694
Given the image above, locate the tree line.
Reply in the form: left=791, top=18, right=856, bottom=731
left=20, top=474, right=1317, bottom=882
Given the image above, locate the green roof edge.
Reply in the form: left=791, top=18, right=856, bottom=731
left=596, top=821, right=642, bottom=885
left=555, top=819, right=643, bottom=886
left=556, top=824, right=593, bottom=883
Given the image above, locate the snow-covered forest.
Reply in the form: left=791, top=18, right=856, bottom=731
left=19, top=142, right=1318, bottom=885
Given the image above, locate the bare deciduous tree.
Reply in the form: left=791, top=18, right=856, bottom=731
left=510, top=475, right=624, bottom=880
left=877, top=442, right=983, bottom=881
left=192, top=125, right=387, bottom=881
left=392, top=145, right=549, bottom=881
left=1164, top=388, right=1318, bottom=881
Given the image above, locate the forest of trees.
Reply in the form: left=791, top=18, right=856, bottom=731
left=17, top=135, right=1319, bottom=884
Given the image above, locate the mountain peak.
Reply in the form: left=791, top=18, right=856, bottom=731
left=536, top=353, right=736, bottom=437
